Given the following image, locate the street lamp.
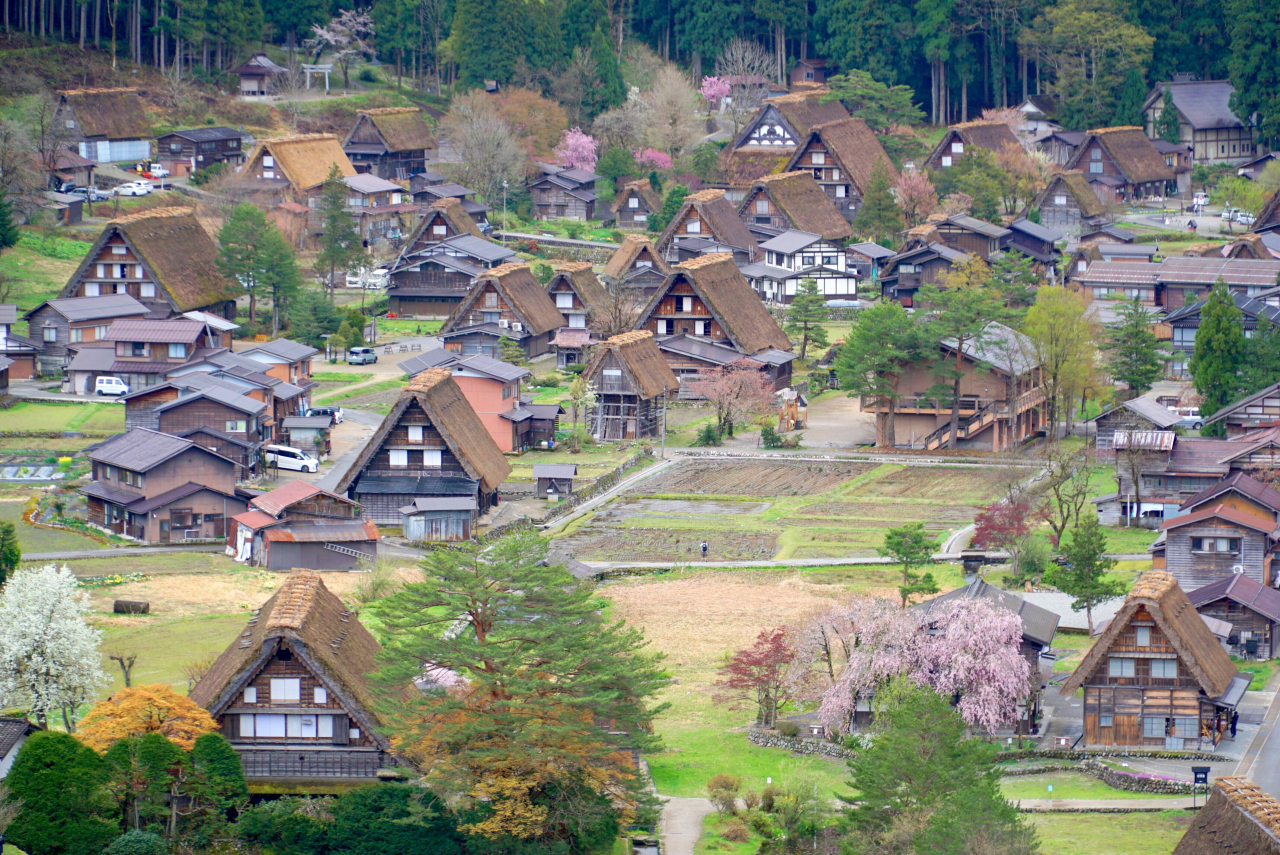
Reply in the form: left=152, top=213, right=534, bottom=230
left=502, top=180, right=509, bottom=244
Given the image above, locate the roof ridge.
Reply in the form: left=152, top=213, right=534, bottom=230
left=359, top=107, right=420, bottom=115
left=481, top=261, right=531, bottom=279
left=109, top=206, right=195, bottom=225
left=1089, top=125, right=1145, bottom=134
left=264, top=568, right=323, bottom=631
left=406, top=366, right=451, bottom=393
left=263, top=133, right=340, bottom=143
left=675, top=251, right=736, bottom=270
left=755, top=170, right=809, bottom=184
left=687, top=188, right=725, bottom=202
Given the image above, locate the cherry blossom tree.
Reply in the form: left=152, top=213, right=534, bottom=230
left=554, top=127, right=599, bottom=172
left=634, top=148, right=673, bottom=171
left=892, top=171, right=938, bottom=227
left=699, top=76, right=730, bottom=115
left=937, top=192, right=974, bottom=217
left=714, top=627, right=794, bottom=727
left=307, top=10, right=375, bottom=89
left=685, top=361, right=777, bottom=438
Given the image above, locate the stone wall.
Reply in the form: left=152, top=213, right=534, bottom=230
left=542, top=451, right=654, bottom=523
left=995, top=747, right=1224, bottom=762
left=1076, top=759, right=1195, bottom=795
left=746, top=727, right=854, bottom=760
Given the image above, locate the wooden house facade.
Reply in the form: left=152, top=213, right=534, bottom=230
left=612, top=179, right=661, bottom=230
left=342, top=107, right=436, bottom=179
left=782, top=117, right=897, bottom=221
left=1090, top=397, right=1182, bottom=453
left=724, top=89, right=849, bottom=188
left=736, top=171, right=854, bottom=243
left=601, top=234, right=671, bottom=297
left=228, top=54, right=286, bottom=96
left=1033, top=172, right=1110, bottom=240
left=582, top=331, right=680, bottom=440
left=335, top=369, right=511, bottom=526
left=1187, top=575, right=1280, bottom=661
left=1160, top=504, right=1278, bottom=590
left=399, top=349, right=535, bottom=453
left=387, top=232, right=515, bottom=318
left=878, top=242, right=969, bottom=306
left=1142, top=78, right=1257, bottom=166
left=744, top=229, right=857, bottom=303
left=439, top=263, right=565, bottom=359
left=230, top=480, right=378, bottom=571
left=528, top=165, right=600, bottom=221
left=924, top=121, right=1021, bottom=171
left=546, top=262, right=610, bottom=367
left=1204, top=383, right=1280, bottom=437
left=157, top=127, right=245, bottom=168
left=654, top=189, right=760, bottom=261
left=55, top=88, right=151, bottom=163
left=1063, top=127, right=1176, bottom=201
left=58, top=208, right=242, bottom=320
left=1062, top=571, right=1247, bottom=751
left=21, top=294, right=148, bottom=376
left=189, top=569, right=397, bottom=790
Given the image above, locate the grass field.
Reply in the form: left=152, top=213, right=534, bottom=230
left=1234, top=656, right=1276, bottom=689
left=99, top=614, right=247, bottom=694
left=694, top=813, right=766, bottom=855
left=377, top=318, right=444, bottom=339
left=1028, top=811, right=1192, bottom=855
left=0, top=499, right=105, bottom=553
left=0, top=238, right=85, bottom=323
left=0, top=401, right=125, bottom=432
left=1000, top=771, right=1184, bottom=801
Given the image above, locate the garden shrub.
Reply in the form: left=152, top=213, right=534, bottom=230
left=760, top=425, right=782, bottom=448
left=693, top=423, right=722, bottom=446
left=760, top=784, right=779, bottom=812
left=777, top=721, right=800, bottom=737
left=4, top=731, right=117, bottom=855
left=721, top=819, right=749, bottom=843
left=741, top=790, right=760, bottom=811
left=706, top=774, right=741, bottom=816
left=103, top=831, right=166, bottom=855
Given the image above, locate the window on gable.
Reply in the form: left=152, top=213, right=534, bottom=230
left=315, top=687, right=327, bottom=704
left=686, top=218, right=701, bottom=234
left=940, top=156, right=952, bottom=167
left=389, top=449, right=409, bottom=468
left=1054, top=194, right=1067, bottom=206
left=1108, top=657, right=1135, bottom=677
left=269, top=678, right=300, bottom=702
left=951, top=142, right=964, bottom=154
left=1136, top=627, right=1150, bottom=647
left=811, top=152, right=826, bottom=165
left=1090, top=162, right=1104, bottom=174
left=1151, top=659, right=1177, bottom=678
left=244, top=687, right=257, bottom=703
left=629, top=196, right=639, bottom=208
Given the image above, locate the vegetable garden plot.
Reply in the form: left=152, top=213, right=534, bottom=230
left=555, top=527, right=780, bottom=561
left=636, top=461, right=873, bottom=496
left=846, top=466, right=1002, bottom=502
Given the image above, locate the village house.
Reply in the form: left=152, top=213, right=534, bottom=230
left=439, top=263, right=565, bottom=360
left=1080, top=224, right=1140, bottom=245
left=782, top=117, right=897, bottom=222
left=636, top=253, right=795, bottom=389
left=1143, top=77, right=1257, bottom=166
left=189, top=568, right=398, bottom=789
left=1062, top=571, right=1247, bottom=751
left=408, top=175, right=490, bottom=224
left=22, top=294, right=149, bottom=377
left=1069, top=254, right=1160, bottom=299
left=399, top=348, right=543, bottom=453
left=335, top=369, right=512, bottom=529
left=228, top=53, right=286, bottom=96
left=386, top=232, right=516, bottom=317
left=1172, top=777, right=1280, bottom=854
left=1012, top=95, right=1061, bottom=140
left=341, top=107, right=436, bottom=179
left=1153, top=140, right=1194, bottom=194
left=869, top=321, right=1044, bottom=451
left=230, top=480, right=378, bottom=571
left=789, top=57, right=830, bottom=86
left=1239, top=152, right=1280, bottom=182
left=845, top=241, right=896, bottom=281
left=57, top=207, right=242, bottom=321
left=55, top=88, right=151, bottom=164
left=741, top=229, right=857, bottom=304
left=532, top=463, right=577, bottom=502
left=1165, top=292, right=1280, bottom=378
left=65, top=316, right=230, bottom=396
left=1188, top=574, right=1280, bottom=660
left=403, top=197, right=484, bottom=247
left=655, top=189, right=760, bottom=263
left=1205, top=384, right=1280, bottom=437
left=1062, top=127, right=1176, bottom=202
left=80, top=428, right=250, bottom=543
left=1000, top=219, right=1064, bottom=273
left=0, top=717, right=37, bottom=779
left=582, top=331, right=680, bottom=441
left=601, top=234, right=672, bottom=298
left=546, top=262, right=611, bottom=368
left=167, top=349, right=309, bottom=427
left=724, top=89, right=849, bottom=190
left=279, top=415, right=332, bottom=460
left=239, top=135, right=356, bottom=203
left=913, top=577, right=1060, bottom=735
left=0, top=305, right=39, bottom=381
left=736, top=171, right=854, bottom=243
left=527, top=163, right=600, bottom=221
left=39, top=149, right=97, bottom=193
left=335, top=172, right=418, bottom=244
left=1090, top=397, right=1182, bottom=453
left=923, top=120, right=1021, bottom=171
left=612, top=178, right=662, bottom=230
left=877, top=240, right=970, bottom=306
left=1033, top=172, right=1111, bottom=240
left=1096, top=431, right=1230, bottom=528
left=1157, top=498, right=1280, bottom=590
left=156, top=127, right=245, bottom=170
left=1189, top=233, right=1280, bottom=261
left=240, top=338, right=318, bottom=390
left=1038, top=129, right=1087, bottom=166
left=1162, top=257, right=1280, bottom=308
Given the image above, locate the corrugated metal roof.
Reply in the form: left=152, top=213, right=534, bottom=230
left=533, top=464, right=577, bottom=479
left=263, top=520, right=379, bottom=542
left=1112, top=430, right=1177, bottom=451
left=1076, top=261, right=1161, bottom=286
left=231, top=509, right=281, bottom=529
left=28, top=294, right=148, bottom=323
left=251, top=479, right=349, bottom=517
left=281, top=416, right=332, bottom=429
left=1158, top=257, right=1280, bottom=286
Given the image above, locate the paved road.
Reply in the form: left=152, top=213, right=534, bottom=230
left=25, top=544, right=225, bottom=560
left=1236, top=672, right=1280, bottom=794
left=660, top=798, right=714, bottom=855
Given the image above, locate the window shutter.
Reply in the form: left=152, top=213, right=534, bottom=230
left=332, top=713, right=349, bottom=744
left=224, top=713, right=239, bottom=738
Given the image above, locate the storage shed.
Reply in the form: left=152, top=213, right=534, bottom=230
left=533, top=463, right=577, bottom=501
left=399, top=496, right=478, bottom=542
left=280, top=415, right=333, bottom=459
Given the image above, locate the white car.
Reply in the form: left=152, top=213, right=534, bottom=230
left=114, top=181, right=153, bottom=197
left=264, top=445, right=319, bottom=473
left=94, top=376, right=129, bottom=396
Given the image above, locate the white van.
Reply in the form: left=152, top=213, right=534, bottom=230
left=94, top=376, right=129, bottom=396
left=264, top=445, right=319, bottom=473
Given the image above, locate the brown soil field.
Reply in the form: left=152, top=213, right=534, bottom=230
left=848, top=466, right=1002, bottom=501
left=556, top=527, right=779, bottom=561
left=792, top=501, right=979, bottom=522
left=637, top=461, right=873, bottom=496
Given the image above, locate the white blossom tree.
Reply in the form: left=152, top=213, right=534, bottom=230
left=307, top=10, right=376, bottom=89
left=0, top=564, right=106, bottom=731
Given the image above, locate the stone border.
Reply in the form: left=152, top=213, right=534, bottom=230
left=746, top=727, right=854, bottom=759
left=542, top=450, right=654, bottom=523
left=996, top=747, right=1227, bottom=762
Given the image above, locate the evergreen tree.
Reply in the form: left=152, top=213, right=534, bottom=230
left=835, top=300, right=926, bottom=447
left=1046, top=516, right=1122, bottom=636
left=1189, top=278, right=1246, bottom=435
left=675, top=0, right=742, bottom=78
left=1227, top=0, right=1280, bottom=149
left=649, top=184, right=689, bottom=233
left=587, top=26, right=626, bottom=121
left=1154, top=89, right=1183, bottom=144
left=449, top=0, right=529, bottom=87
left=1243, top=315, right=1280, bottom=398
left=1103, top=297, right=1170, bottom=394
left=988, top=250, right=1039, bottom=311
left=217, top=203, right=268, bottom=325
left=286, top=289, right=343, bottom=346
left=0, top=520, right=19, bottom=587
left=1113, top=68, right=1148, bottom=127
left=5, top=731, right=118, bottom=855
left=852, top=162, right=904, bottom=244
left=104, top=733, right=188, bottom=832
left=783, top=278, right=830, bottom=359
left=497, top=334, right=527, bottom=365
left=950, top=148, right=1003, bottom=223
left=878, top=522, right=939, bottom=606
left=258, top=225, right=303, bottom=335
left=596, top=146, right=638, bottom=191
left=0, top=187, right=19, bottom=255
left=314, top=165, right=364, bottom=298
left=262, top=0, right=327, bottom=58
left=561, top=0, right=607, bottom=51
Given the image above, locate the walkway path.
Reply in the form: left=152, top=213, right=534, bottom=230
left=660, top=798, right=714, bottom=855
left=1015, top=797, right=1198, bottom=812
left=25, top=544, right=225, bottom=560
left=312, top=373, right=400, bottom=404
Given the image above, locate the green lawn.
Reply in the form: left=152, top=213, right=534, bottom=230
left=1104, top=525, right=1160, bottom=555
left=694, top=813, right=767, bottom=855
left=0, top=401, right=125, bottom=432
left=311, top=372, right=373, bottom=385
left=1000, top=771, right=1184, bottom=801
left=48, top=551, right=242, bottom=577
left=0, top=500, right=106, bottom=553
left=1234, top=657, right=1276, bottom=689
left=1028, top=811, right=1192, bottom=855
left=98, top=614, right=247, bottom=696
left=377, top=318, right=443, bottom=339
left=0, top=236, right=86, bottom=324
left=314, top=377, right=407, bottom=403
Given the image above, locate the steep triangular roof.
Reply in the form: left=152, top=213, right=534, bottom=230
left=784, top=117, right=897, bottom=195
left=610, top=178, right=662, bottom=214
left=242, top=135, right=356, bottom=192
left=440, top=263, right=565, bottom=336
left=57, top=88, right=149, bottom=139
left=742, top=171, right=853, bottom=241
left=335, top=369, right=512, bottom=495
left=655, top=189, right=759, bottom=256
left=1065, top=127, right=1175, bottom=185
left=1061, top=571, right=1239, bottom=698
left=189, top=569, right=390, bottom=747
left=403, top=197, right=484, bottom=246
left=547, top=261, right=611, bottom=319
left=1035, top=171, right=1108, bottom=219
left=639, top=254, right=792, bottom=355
left=345, top=107, right=435, bottom=153
left=583, top=331, right=680, bottom=399
left=1173, top=777, right=1280, bottom=854
left=602, top=234, right=671, bottom=281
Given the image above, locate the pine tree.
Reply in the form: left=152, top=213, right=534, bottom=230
left=449, top=0, right=529, bottom=87
left=1113, top=68, right=1148, bottom=126
left=1227, top=0, right=1280, bottom=147
left=783, top=278, right=830, bottom=359
left=314, top=165, right=364, bottom=298
left=0, top=187, right=19, bottom=255
left=1103, top=297, right=1170, bottom=394
left=217, top=203, right=267, bottom=325
left=835, top=300, right=926, bottom=447
left=497, top=334, right=527, bottom=365
left=1155, top=89, right=1183, bottom=144
left=1189, top=278, right=1246, bottom=435
left=1243, top=315, right=1280, bottom=398
left=852, top=162, right=904, bottom=244
left=258, top=226, right=303, bottom=335
left=879, top=522, right=939, bottom=607
left=1047, top=516, right=1122, bottom=636
left=587, top=25, right=626, bottom=121
left=649, top=184, right=689, bottom=233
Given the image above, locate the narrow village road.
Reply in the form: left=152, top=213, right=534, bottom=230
left=660, top=798, right=715, bottom=855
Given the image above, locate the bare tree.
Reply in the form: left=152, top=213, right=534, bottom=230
left=642, top=66, right=700, bottom=156
left=592, top=98, right=647, bottom=153
left=107, top=651, right=137, bottom=687
left=441, top=92, right=526, bottom=207
left=1036, top=441, right=1098, bottom=546
left=0, top=117, right=40, bottom=197
left=274, top=62, right=311, bottom=133
left=715, top=38, right=774, bottom=135
left=182, top=652, right=218, bottom=692
left=595, top=281, right=644, bottom=340
left=552, top=47, right=598, bottom=127
left=307, top=10, right=376, bottom=90
left=155, top=64, right=195, bottom=109
left=24, top=96, right=72, bottom=189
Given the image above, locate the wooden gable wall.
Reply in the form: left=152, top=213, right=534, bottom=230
left=359, top=397, right=468, bottom=479
left=642, top=278, right=728, bottom=342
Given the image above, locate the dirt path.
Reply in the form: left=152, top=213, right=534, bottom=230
left=661, top=797, right=714, bottom=855
left=312, top=373, right=399, bottom=403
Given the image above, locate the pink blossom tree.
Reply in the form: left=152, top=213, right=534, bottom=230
left=553, top=127, right=598, bottom=172
left=699, top=76, right=730, bottom=115
left=892, top=171, right=938, bottom=227
left=634, top=148, right=673, bottom=171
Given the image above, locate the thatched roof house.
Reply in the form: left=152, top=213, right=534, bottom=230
left=738, top=171, right=853, bottom=241
left=726, top=89, right=850, bottom=184
left=342, top=107, right=436, bottom=179
left=441, top=262, right=565, bottom=338
left=1173, top=777, right=1280, bottom=854
left=784, top=116, right=897, bottom=196
left=241, top=134, right=356, bottom=194
left=584, top=331, right=680, bottom=399
left=602, top=234, right=671, bottom=291
left=55, top=88, right=150, bottom=162
left=655, top=189, right=759, bottom=258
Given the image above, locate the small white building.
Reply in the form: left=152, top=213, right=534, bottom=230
left=740, top=229, right=856, bottom=304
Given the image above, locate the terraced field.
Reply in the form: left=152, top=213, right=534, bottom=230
left=639, top=460, right=873, bottom=496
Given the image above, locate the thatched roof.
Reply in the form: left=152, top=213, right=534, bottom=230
left=64, top=208, right=242, bottom=311
left=548, top=261, right=611, bottom=318
left=1038, top=171, right=1108, bottom=219
left=655, top=189, right=759, bottom=256
left=787, top=117, right=897, bottom=194
left=405, top=197, right=484, bottom=242
left=951, top=120, right=1021, bottom=153
left=243, top=134, right=356, bottom=191
left=643, top=254, right=791, bottom=354
left=355, top=107, right=435, bottom=153
left=442, top=263, right=565, bottom=336
left=189, top=569, right=389, bottom=744
left=336, top=369, right=512, bottom=495
left=602, top=234, right=671, bottom=281
left=1069, top=127, right=1176, bottom=185
left=766, top=89, right=849, bottom=141
left=746, top=171, right=853, bottom=241
left=1061, top=570, right=1239, bottom=699
left=58, top=88, right=149, bottom=140
left=1257, top=190, right=1280, bottom=232
left=610, top=178, right=662, bottom=214
left=1173, top=777, right=1280, bottom=854
left=584, top=331, right=679, bottom=399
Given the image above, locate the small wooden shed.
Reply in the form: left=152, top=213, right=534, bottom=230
left=533, top=463, right=577, bottom=501
left=280, top=414, right=333, bottom=459
left=399, top=496, right=478, bottom=542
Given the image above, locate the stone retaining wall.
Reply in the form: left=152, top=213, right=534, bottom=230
left=746, top=728, right=854, bottom=760
left=542, top=451, right=654, bottom=523
left=1077, top=759, right=1195, bottom=794
left=996, top=747, right=1225, bottom=762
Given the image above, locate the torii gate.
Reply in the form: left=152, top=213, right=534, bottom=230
left=301, top=63, right=333, bottom=92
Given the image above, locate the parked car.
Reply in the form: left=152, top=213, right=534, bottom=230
left=114, top=181, right=153, bottom=197
left=1238, top=212, right=1257, bottom=226
left=94, top=376, right=129, bottom=396
left=69, top=186, right=109, bottom=202
left=263, top=445, right=319, bottom=473
left=306, top=405, right=344, bottom=425
left=1176, top=414, right=1205, bottom=430
left=345, top=268, right=390, bottom=289
left=145, top=164, right=170, bottom=178
left=347, top=346, right=378, bottom=365
left=1193, top=192, right=1209, bottom=207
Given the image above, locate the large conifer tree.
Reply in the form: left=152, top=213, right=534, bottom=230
left=1189, top=278, right=1245, bottom=434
